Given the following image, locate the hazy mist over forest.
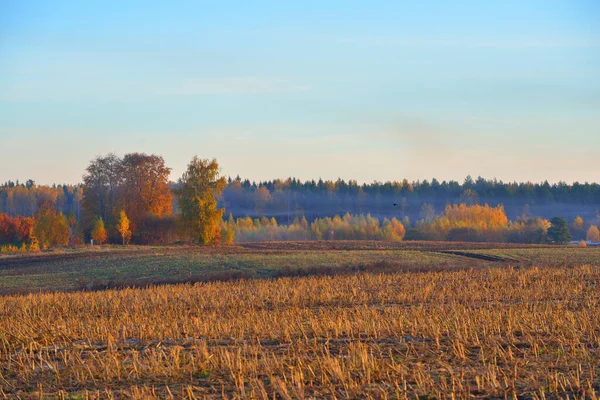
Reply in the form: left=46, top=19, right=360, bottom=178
left=2, top=174, right=599, bottom=224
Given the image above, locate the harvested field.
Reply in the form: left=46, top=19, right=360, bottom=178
left=1, top=264, right=599, bottom=398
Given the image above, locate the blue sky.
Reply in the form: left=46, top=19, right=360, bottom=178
left=1, top=1, right=599, bottom=184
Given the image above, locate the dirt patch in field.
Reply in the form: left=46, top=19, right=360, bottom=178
left=237, top=240, right=549, bottom=252
left=436, top=250, right=518, bottom=262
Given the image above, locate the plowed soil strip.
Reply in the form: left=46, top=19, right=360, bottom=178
left=437, top=250, right=515, bottom=262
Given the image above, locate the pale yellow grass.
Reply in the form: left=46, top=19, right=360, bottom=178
left=0, top=265, right=599, bottom=399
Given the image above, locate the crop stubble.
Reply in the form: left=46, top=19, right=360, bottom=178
left=0, top=262, right=599, bottom=399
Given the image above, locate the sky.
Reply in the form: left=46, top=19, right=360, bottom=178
left=1, top=0, right=599, bottom=185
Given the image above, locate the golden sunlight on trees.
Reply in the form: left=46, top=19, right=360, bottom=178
left=11, top=158, right=600, bottom=247
left=82, top=153, right=172, bottom=243
left=116, top=210, right=131, bottom=245
left=33, top=203, right=69, bottom=249
left=419, top=204, right=508, bottom=242
left=0, top=214, right=34, bottom=246
left=118, top=153, right=173, bottom=231
left=382, top=217, right=406, bottom=241
left=91, top=218, right=108, bottom=245
left=586, top=225, right=600, bottom=242
left=175, top=157, right=227, bottom=245
left=221, top=213, right=406, bottom=243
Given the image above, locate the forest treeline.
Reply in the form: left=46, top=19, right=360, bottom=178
left=219, top=175, right=600, bottom=223
left=1, top=153, right=599, bottom=251
left=3, top=174, right=600, bottom=222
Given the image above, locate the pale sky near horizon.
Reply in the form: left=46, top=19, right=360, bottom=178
left=1, top=1, right=599, bottom=185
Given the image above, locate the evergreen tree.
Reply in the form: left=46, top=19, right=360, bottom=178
left=547, top=217, right=571, bottom=244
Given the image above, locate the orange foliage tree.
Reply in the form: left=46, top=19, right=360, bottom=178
left=82, top=153, right=172, bottom=243
left=419, top=204, right=508, bottom=242
left=0, top=213, right=34, bottom=245
left=91, top=218, right=108, bottom=245
left=118, top=153, right=172, bottom=232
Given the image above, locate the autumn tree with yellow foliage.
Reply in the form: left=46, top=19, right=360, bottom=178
left=91, top=218, right=108, bottom=245
left=82, top=153, right=172, bottom=243
left=175, top=157, right=227, bottom=245
left=419, top=204, right=508, bottom=242
left=33, top=203, right=70, bottom=249
left=118, top=153, right=173, bottom=232
left=116, top=210, right=131, bottom=245
left=587, top=225, right=600, bottom=242
left=382, top=217, right=406, bottom=241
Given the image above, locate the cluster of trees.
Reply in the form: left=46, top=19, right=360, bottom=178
left=3, top=153, right=600, bottom=248
left=1, top=154, right=227, bottom=249
left=0, top=182, right=82, bottom=218
left=222, top=213, right=406, bottom=243
left=32, top=203, right=72, bottom=249
left=221, top=215, right=308, bottom=243
left=6, top=175, right=599, bottom=227
left=81, top=153, right=172, bottom=244
left=82, top=154, right=226, bottom=245
left=416, top=204, right=508, bottom=242
left=0, top=203, right=75, bottom=252
left=309, top=214, right=406, bottom=241
left=219, top=205, right=582, bottom=245
left=0, top=213, right=33, bottom=250
left=219, top=176, right=600, bottom=223
left=414, top=204, right=577, bottom=244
